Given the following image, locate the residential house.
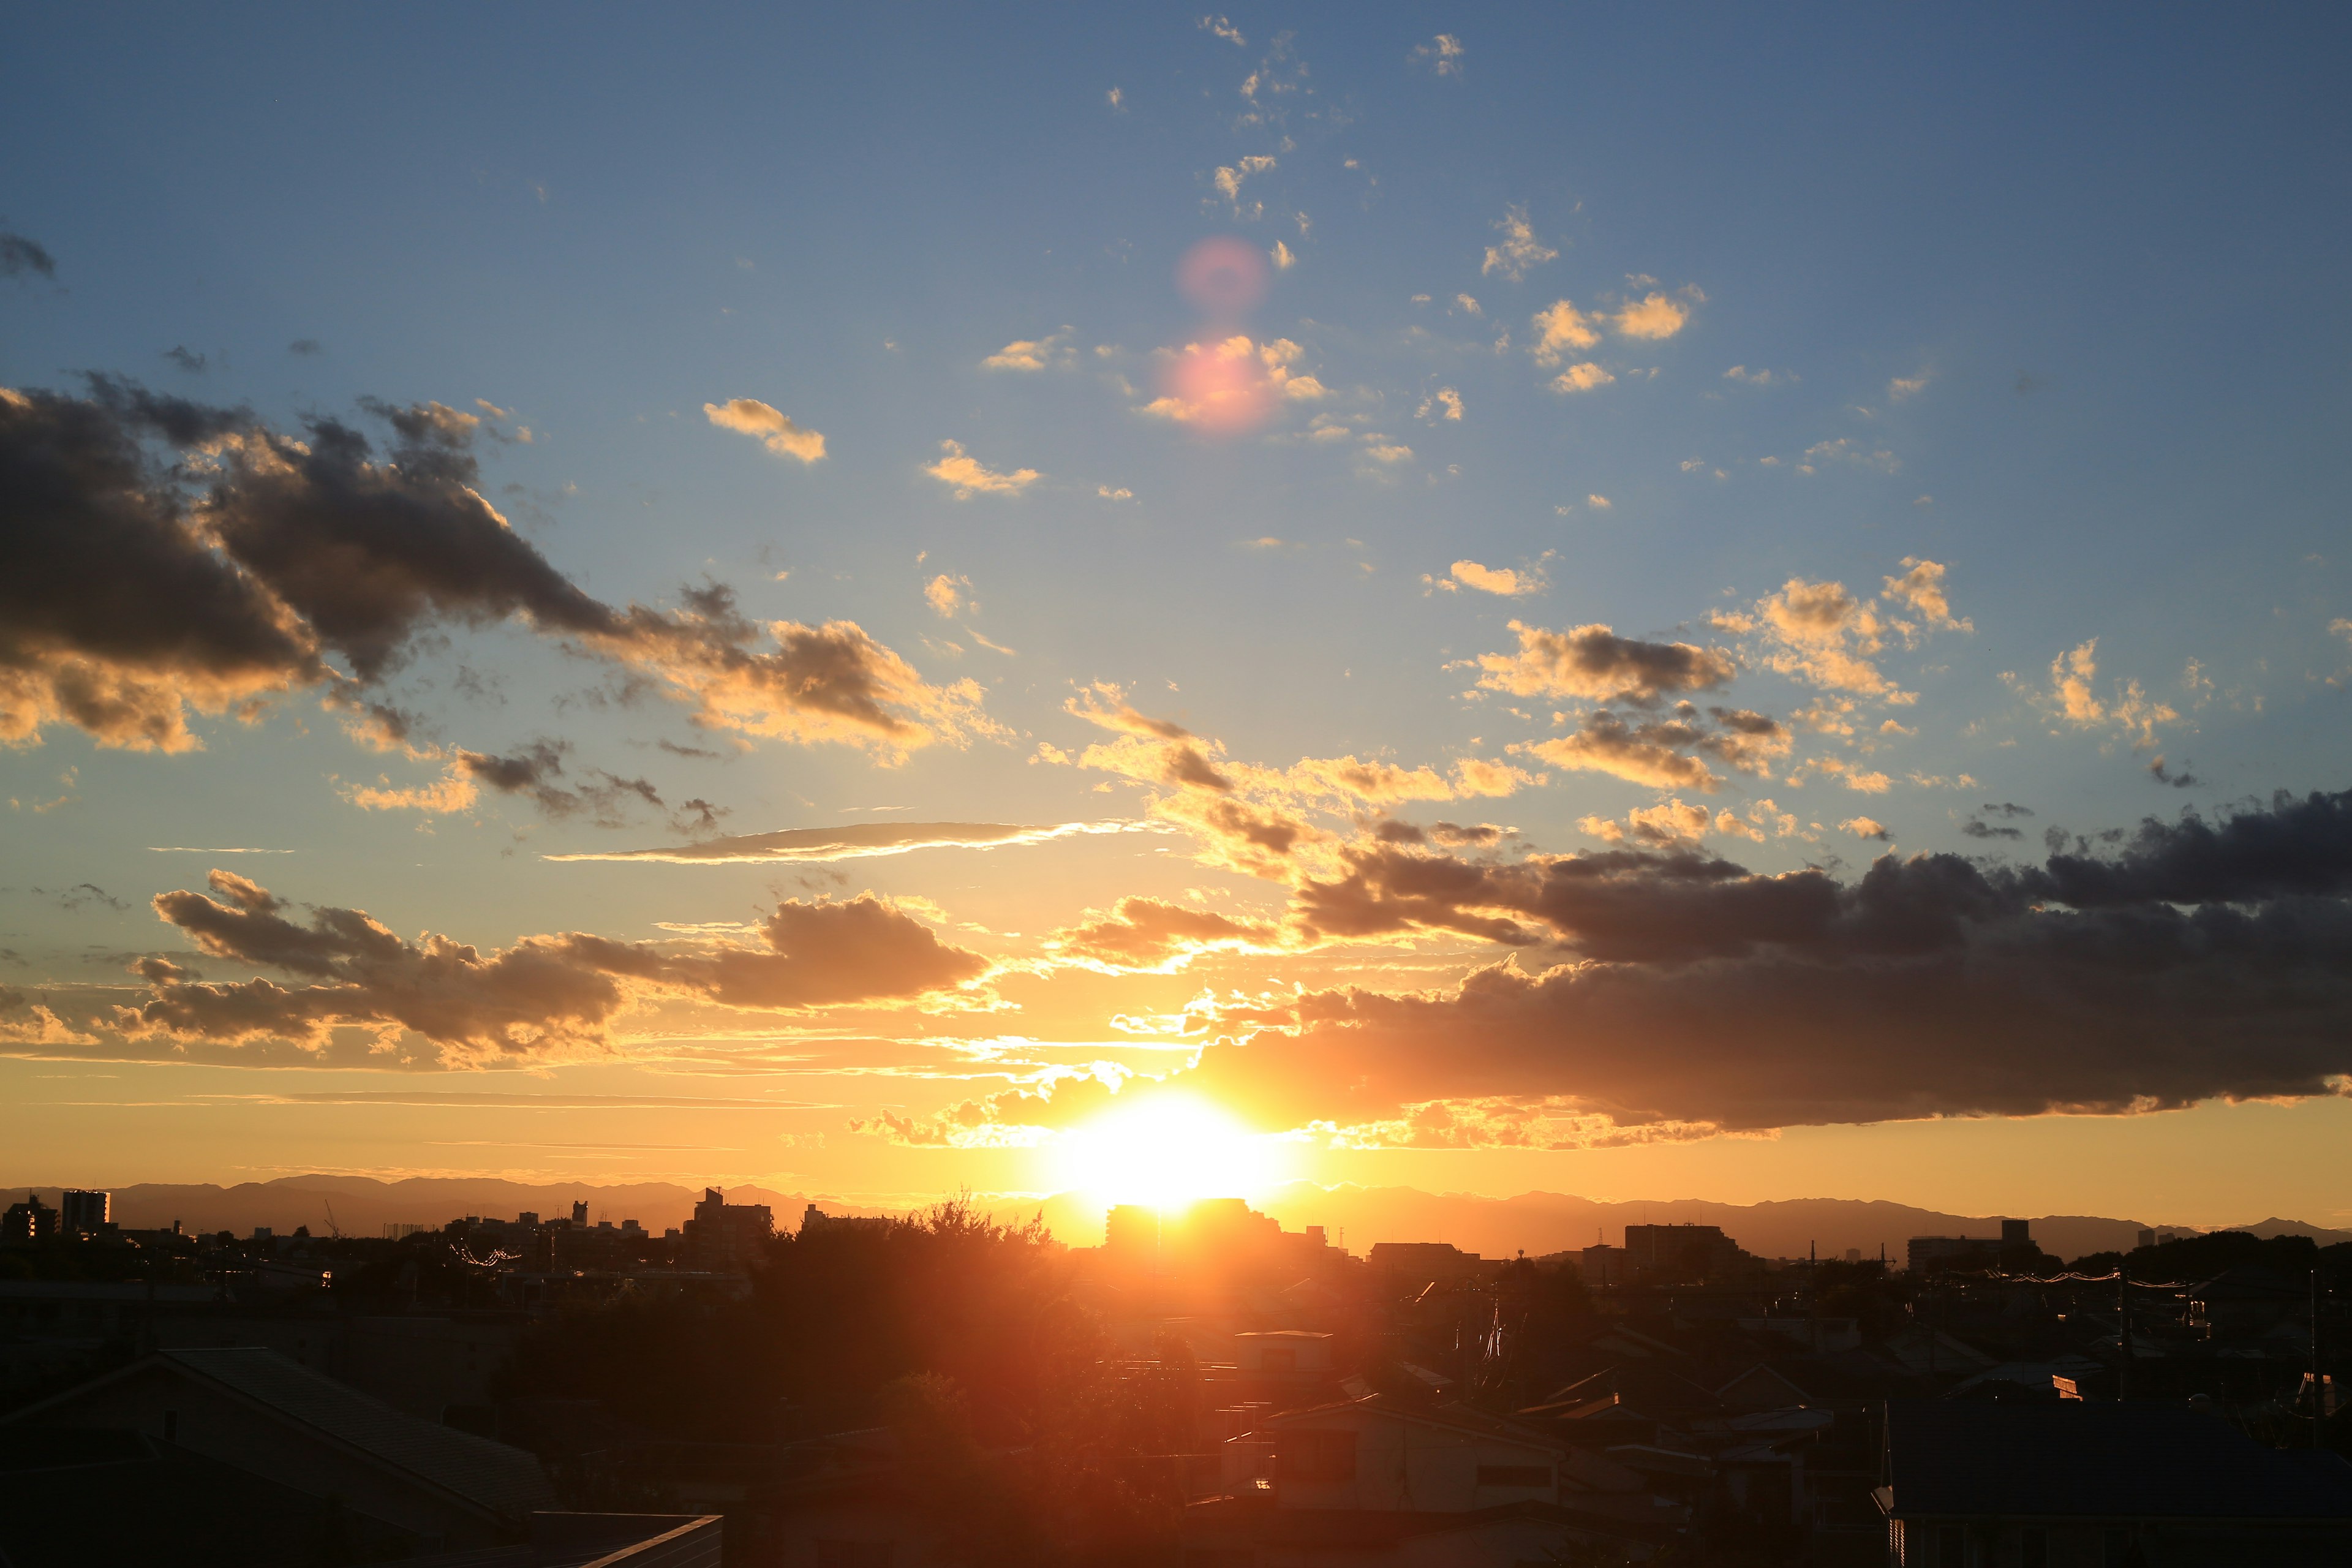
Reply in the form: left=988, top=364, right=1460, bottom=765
left=1875, top=1399, right=2352, bottom=1566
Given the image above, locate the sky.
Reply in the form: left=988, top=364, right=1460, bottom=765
left=4, top=5, right=2351, bottom=1232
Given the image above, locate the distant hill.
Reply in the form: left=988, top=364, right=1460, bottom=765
left=0, top=1175, right=895, bottom=1238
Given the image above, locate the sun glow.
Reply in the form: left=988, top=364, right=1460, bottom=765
left=1047, top=1093, right=1283, bottom=1211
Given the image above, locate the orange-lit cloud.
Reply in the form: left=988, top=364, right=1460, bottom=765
left=703, top=398, right=827, bottom=462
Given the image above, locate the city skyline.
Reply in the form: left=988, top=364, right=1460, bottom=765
left=4, top=7, right=2352, bottom=1229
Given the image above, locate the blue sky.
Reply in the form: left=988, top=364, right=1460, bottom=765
left=4, top=6, right=2351, bottom=1225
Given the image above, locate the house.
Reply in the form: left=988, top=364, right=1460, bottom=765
left=0, top=1346, right=555, bottom=1550
left=1875, top=1399, right=2352, bottom=1566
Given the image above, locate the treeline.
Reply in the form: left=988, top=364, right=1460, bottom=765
left=494, top=1201, right=1196, bottom=1564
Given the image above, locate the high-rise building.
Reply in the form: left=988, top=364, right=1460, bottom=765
left=1, top=1194, right=58, bottom=1245
left=684, top=1187, right=774, bottom=1274
left=59, top=1189, right=109, bottom=1235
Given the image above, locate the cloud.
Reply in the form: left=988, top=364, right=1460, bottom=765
left=0, top=380, right=986, bottom=760
left=1042, top=897, right=1284, bottom=973
left=164, top=347, right=208, bottom=374
left=1434, top=559, right=1543, bottom=597
left=1042, top=684, right=1532, bottom=881
left=1270, top=241, right=1295, bottom=271
left=1474, top=622, right=1736, bottom=704
left=1880, top=558, right=1970, bottom=632
left=1096, top=485, right=1134, bottom=502
left=1416, top=387, right=1464, bottom=423
left=703, top=398, right=826, bottom=463
left=343, top=740, right=663, bottom=825
left=1709, top=564, right=1969, bottom=702
left=1721, top=366, right=1788, bottom=387
left=952, top=786, right=2352, bottom=1144
left=2018, top=639, right=2178, bottom=748
left=1889, top=372, right=1929, bottom=402
left=1513, top=709, right=1726, bottom=792
left=1613, top=291, right=1696, bottom=340
left=1551, top=363, right=1615, bottom=394
left=104, top=872, right=986, bottom=1062
left=0, top=232, right=57, bottom=279
left=1212, top=154, right=1278, bottom=211
left=546, top=818, right=1147, bottom=864
left=1587, top=495, right=1612, bottom=509
left=981, top=332, right=1074, bottom=372
left=1482, top=205, right=1558, bottom=282
left=1580, top=799, right=1712, bottom=848
left=1410, top=34, right=1465, bottom=76
left=1839, top=816, right=1891, bottom=840
left=924, top=574, right=968, bottom=618
left=924, top=440, right=1040, bottom=499
left=1199, top=14, right=1245, bottom=45
left=2148, top=755, right=2200, bottom=790
left=1529, top=301, right=1599, bottom=366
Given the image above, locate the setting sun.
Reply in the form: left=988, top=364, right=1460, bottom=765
left=1046, top=1094, right=1284, bottom=1212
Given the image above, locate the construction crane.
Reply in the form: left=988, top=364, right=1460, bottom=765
left=322, top=1198, right=342, bottom=1239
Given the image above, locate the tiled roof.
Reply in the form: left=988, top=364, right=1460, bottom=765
left=1883, top=1401, right=2352, bottom=1521
left=157, top=1348, right=554, bottom=1520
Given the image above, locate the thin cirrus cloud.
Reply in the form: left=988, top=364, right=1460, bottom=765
left=703, top=398, right=826, bottom=462
left=0, top=379, right=987, bottom=762
left=545, top=818, right=1153, bottom=865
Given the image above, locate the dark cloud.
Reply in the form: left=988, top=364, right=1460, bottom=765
left=2148, top=756, right=2199, bottom=790
left=288, top=339, right=323, bottom=356
left=111, top=871, right=986, bottom=1060
left=0, top=380, right=992, bottom=758
left=1983, top=802, right=2035, bottom=818
left=669, top=797, right=729, bottom=837
left=1476, top=621, right=1737, bottom=705
left=0, top=231, right=55, bottom=280
left=1961, top=819, right=2024, bottom=841
left=162, top=347, right=208, bottom=374
left=35, top=883, right=129, bottom=914
left=976, top=788, right=2352, bottom=1142
left=0, top=382, right=322, bottom=750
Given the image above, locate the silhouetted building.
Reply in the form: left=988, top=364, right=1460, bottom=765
left=1877, top=1400, right=2352, bottom=1564
left=1106, top=1203, right=1159, bottom=1259
left=685, top=1187, right=773, bottom=1274
left=56, top=1189, right=107, bottom=1236
left=1368, top=1240, right=1488, bottom=1286
left=1623, top=1224, right=1742, bottom=1281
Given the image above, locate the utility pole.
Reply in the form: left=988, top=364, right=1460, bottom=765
left=2117, top=1266, right=2132, bottom=1403
left=2314, top=1269, right=2324, bottom=1449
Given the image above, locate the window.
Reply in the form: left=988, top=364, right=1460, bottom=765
left=1476, top=1463, right=1551, bottom=1488
left=1275, top=1430, right=1356, bottom=1483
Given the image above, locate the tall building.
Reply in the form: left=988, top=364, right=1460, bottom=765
left=685, top=1187, right=774, bottom=1273
left=1, top=1194, right=58, bottom=1245
left=58, top=1189, right=109, bottom=1235
left=1622, top=1223, right=1743, bottom=1281
left=1104, top=1204, right=1158, bottom=1259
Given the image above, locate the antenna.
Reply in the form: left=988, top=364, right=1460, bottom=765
left=322, top=1198, right=342, bottom=1239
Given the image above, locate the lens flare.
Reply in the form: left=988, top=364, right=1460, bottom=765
left=1160, top=336, right=1276, bottom=434
left=1047, top=1093, right=1281, bottom=1210
left=1176, top=235, right=1270, bottom=321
